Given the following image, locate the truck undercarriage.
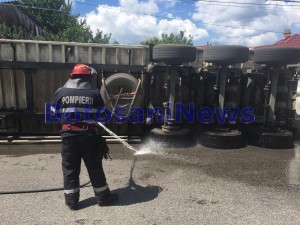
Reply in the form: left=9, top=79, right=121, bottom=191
left=0, top=39, right=299, bottom=148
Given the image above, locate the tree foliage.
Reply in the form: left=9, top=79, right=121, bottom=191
left=141, top=31, right=193, bottom=45
left=19, top=0, right=73, bottom=34
left=93, top=29, right=112, bottom=44
left=0, top=23, right=25, bottom=39
left=0, top=0, right=116, bottom=43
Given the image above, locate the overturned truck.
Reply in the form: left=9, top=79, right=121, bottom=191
left=0, top=39, right=299, bottom=149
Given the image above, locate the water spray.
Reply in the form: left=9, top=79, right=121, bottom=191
left=97, top=121, right=152, bottom=155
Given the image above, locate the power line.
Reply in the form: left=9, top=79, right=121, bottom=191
left=71, top=0, right=300, bottom=16
left=187, top=1, right=300, bottom=14
left=0, top=1, right=290, bottom=34
left=70, top=0, right=284, bottom=33
left=0, top=2, right=69, bottom=12
left=71, top=0, right=300, bottom=10
left=273, top=0, right=300, bottom=3
left=195, top=21, right=283, bottom=34
left=181, top=0, right=300, bottom=14
left=183, top=0, right=300, bottom=7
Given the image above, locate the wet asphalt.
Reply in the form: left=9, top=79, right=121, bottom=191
left=0, top=140, right=300, bottom=225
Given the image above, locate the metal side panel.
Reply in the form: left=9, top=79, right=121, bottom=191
left=56, top=70, right=68, bottom=90
left=77, top=46, right=89, bottom=64
left=65, top=45, right=75, bottom=63
left=14, top=70, right=27, bottom=109
left=92, top=47, right=103, bottom=64
left=131, top=48, right=148, bottom=66
left=26, top=43, right=36, bottom=62
left=20, top=118, right=60, bottom=134
left=119, top=48, right=130, bottom=65
left=131, top=48, right=139, bottom=65
left=32, top=70, right=47, bottom=113
left=52, top=45, right=63, bottom=63
left=106, top=48, right=116, bottom=65
left=0, top=39, right=150, bottom=65
left=15, top=43, right=25, bottom=61
left=32, top=69, right=69, bottom=113
left=39, top=44, right=49, bottom=62
left=48, top=70, right=69, bottom=101
left=0, top=43, right=14, bottom=61
left=0, top=69, right=16, bottom=109
left=45, top=70, right=55, bottom=103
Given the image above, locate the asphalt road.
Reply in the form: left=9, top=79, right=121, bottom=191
left=0, top=140, right=300, bottom=225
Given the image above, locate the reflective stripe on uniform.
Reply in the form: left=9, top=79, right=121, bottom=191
left=61, top=107, right=97, bottom=113
left=64, top=187, right=80, bottom=194
left=94, top=184, right=108, bottom=193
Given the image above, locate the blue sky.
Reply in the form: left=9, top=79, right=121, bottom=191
left=1, top=0, right=300, bottom=46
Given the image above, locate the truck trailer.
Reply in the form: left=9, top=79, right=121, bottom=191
left=0, top=39, right=299, bottom=149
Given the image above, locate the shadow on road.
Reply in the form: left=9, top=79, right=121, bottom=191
left=79, top=157, right=162, bottom=209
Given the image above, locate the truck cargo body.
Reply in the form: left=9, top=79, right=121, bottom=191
left=1, top=39, right=299, bottom=143
left=0, top=39, right=157, bottom=136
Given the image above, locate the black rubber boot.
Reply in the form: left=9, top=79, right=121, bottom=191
left=95, top=189, right=118, bottom=206
left=64, top=192, right=79, bottom=210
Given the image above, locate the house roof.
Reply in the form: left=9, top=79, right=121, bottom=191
left=273, top=34, right=300, bottom=48
left=0, top=1, right=43, bottom=36
left=196, top=45, right=207, bottom=49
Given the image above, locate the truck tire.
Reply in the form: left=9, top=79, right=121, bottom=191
left=100, top=73, right=143, bottom=110
left=254, top=47, right=300, bottom=65
left=152, top=44, right=197, bottom=65
left=247, top=127, right=294, bottom=149
left=203, top=45, right=249, bottom=65
left=148, top=128, right=195, bottom=147
left=199, top=130, right=245, bottom=149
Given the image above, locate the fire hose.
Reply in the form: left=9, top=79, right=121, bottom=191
left=0, top=122, right=139, bottom=195
left=0, top=181, right=91, bottom=195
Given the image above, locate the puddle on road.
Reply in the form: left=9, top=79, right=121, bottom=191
left=132, top=140, right=300, bottom=189
left=1, top=138, right=300, bottom=189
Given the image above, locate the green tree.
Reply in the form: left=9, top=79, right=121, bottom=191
left=0, top=0, right=116, bottom=43
left=141, top=31, right=193, bottom=45
left=19, top=0, right=73, bottom=35
left=0, top=23, right=26, bottom=39
left=0, top=23, right=12, bottom=39
left=93, top=29, right=112, bottom=44
left=111, top=40, right=120, bottom=44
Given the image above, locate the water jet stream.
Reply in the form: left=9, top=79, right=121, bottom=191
left=97, top=121, right=143, bottom=154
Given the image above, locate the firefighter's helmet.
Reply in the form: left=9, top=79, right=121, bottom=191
left=70, top=63, right=97, bottom=78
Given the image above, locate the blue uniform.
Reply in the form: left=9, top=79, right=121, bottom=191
left=53, top=84, right=109, bottom=209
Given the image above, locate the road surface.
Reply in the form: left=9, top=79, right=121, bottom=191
left=0, top=140, right=300, bottom=225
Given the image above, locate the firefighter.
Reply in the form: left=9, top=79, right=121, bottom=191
left=52, top=63, right=118, bottom=210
